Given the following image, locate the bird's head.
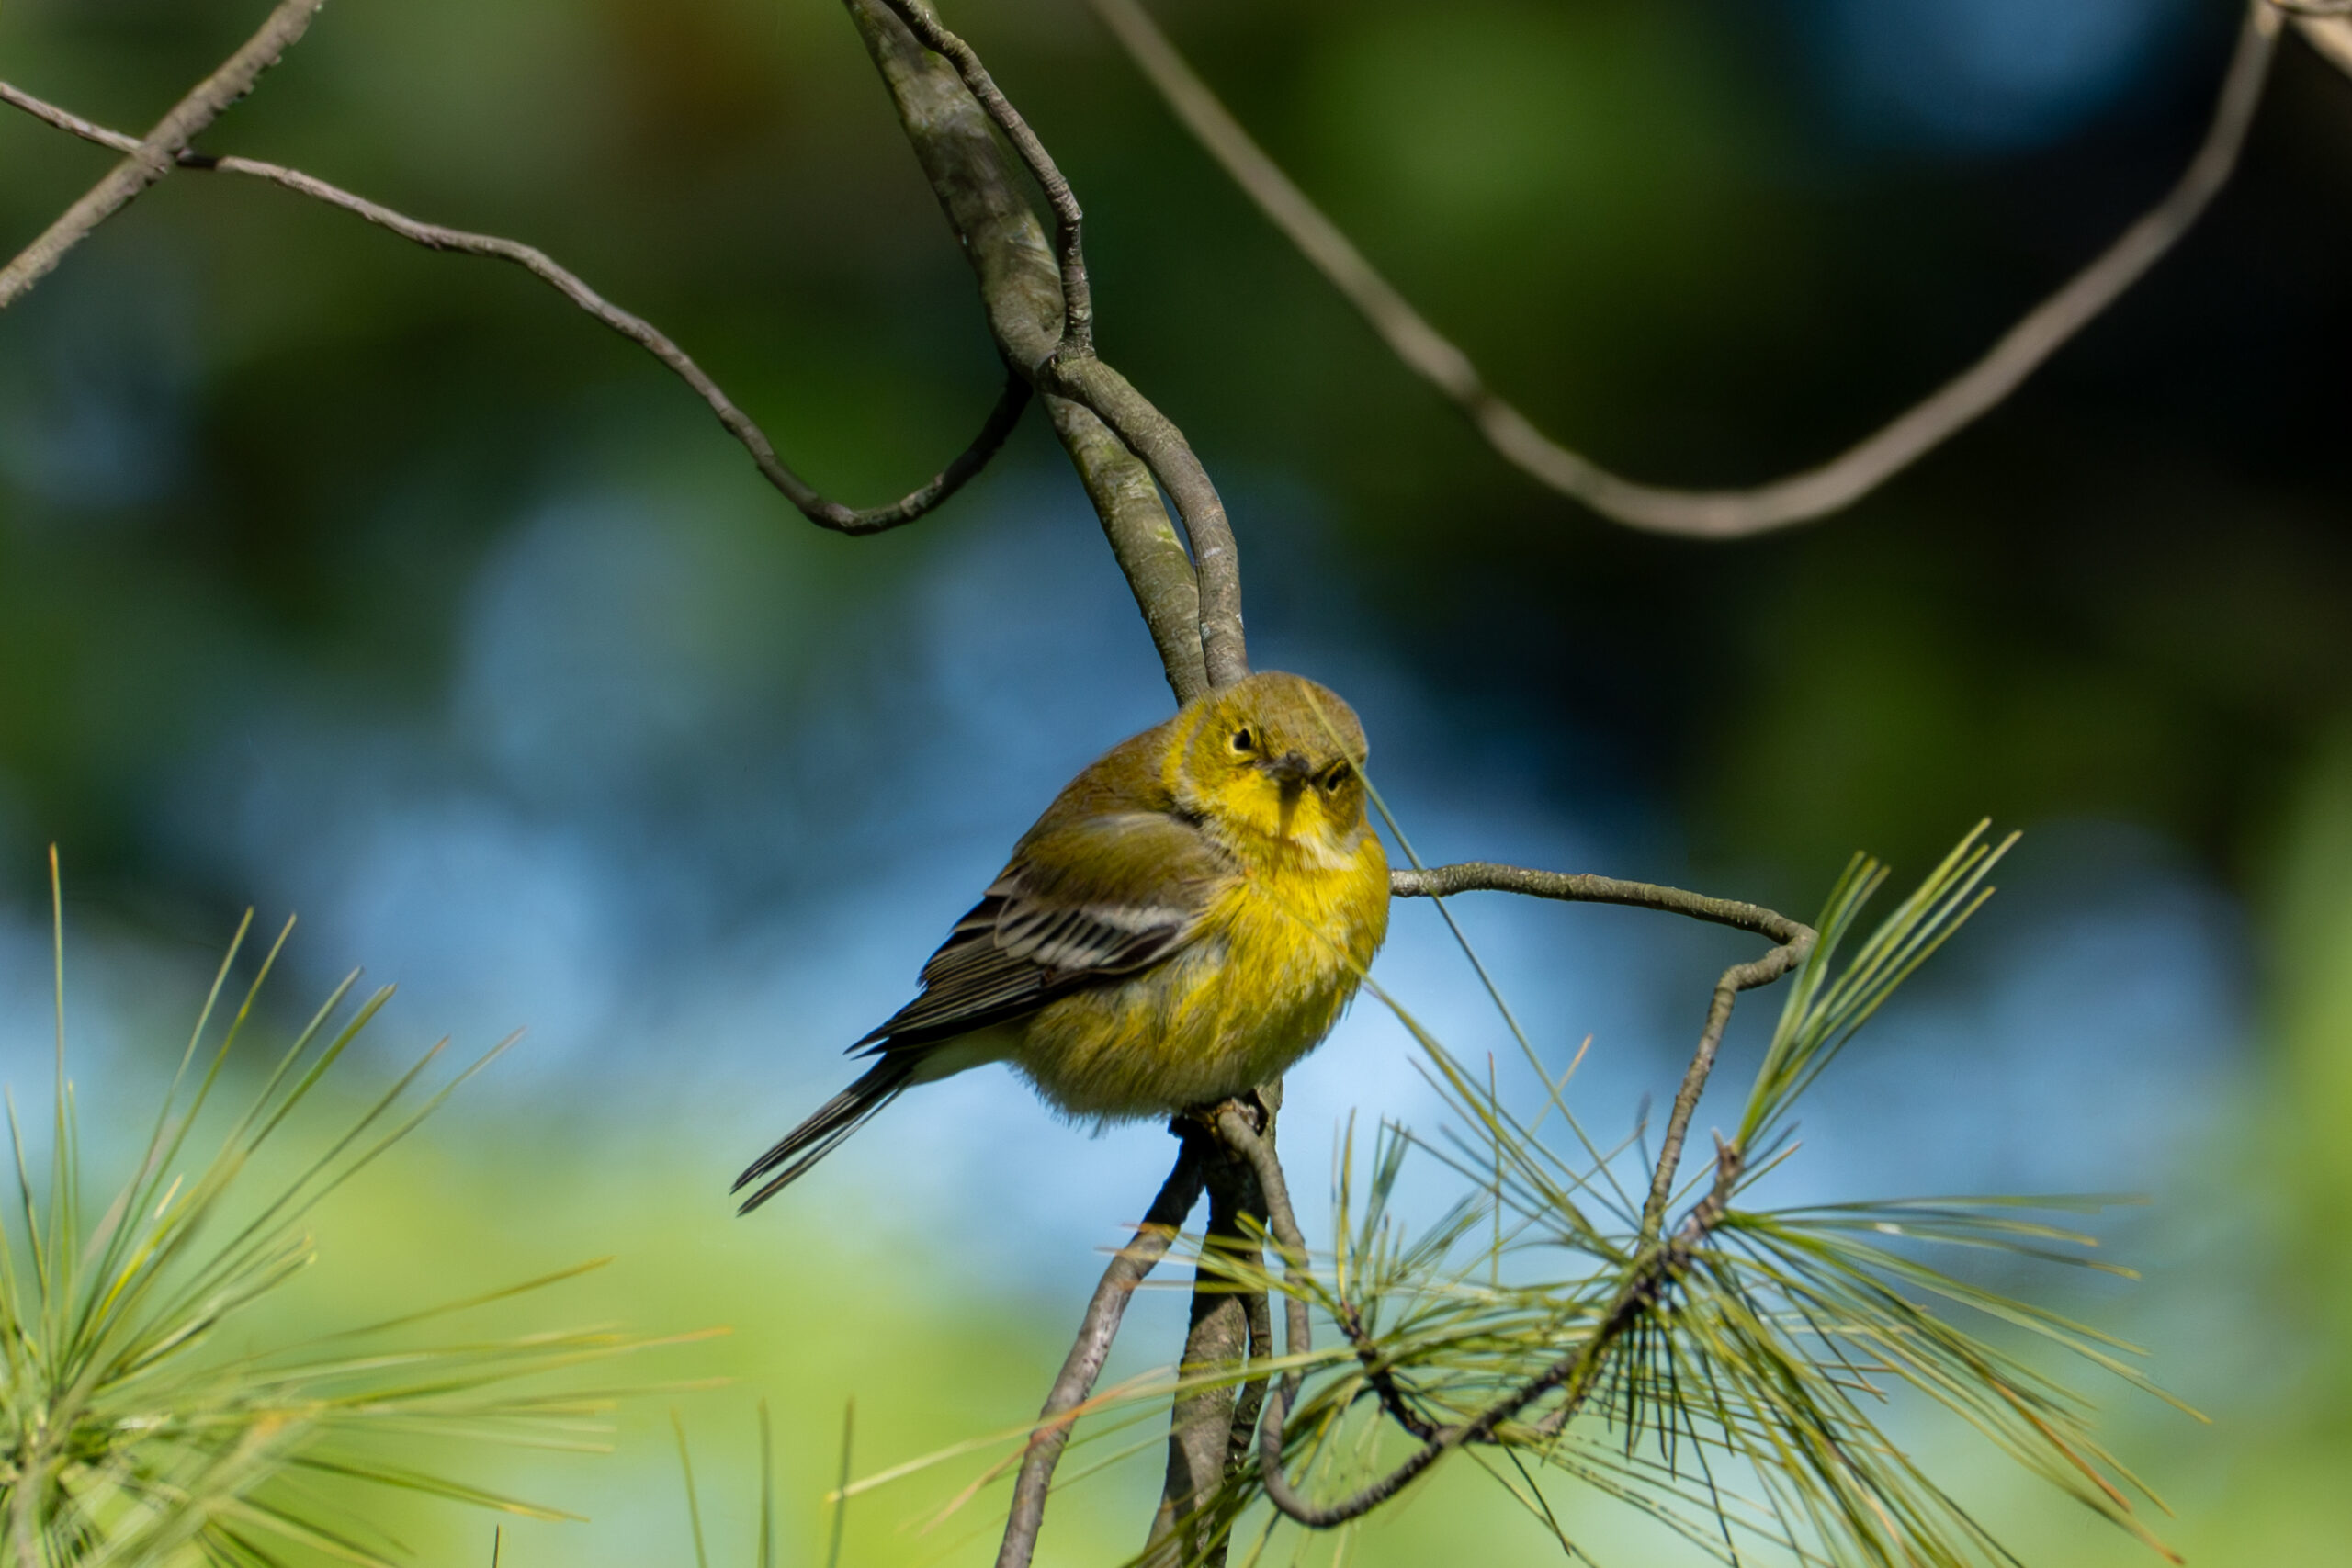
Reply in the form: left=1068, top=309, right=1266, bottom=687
left=1173, top=671, right=1374, bottom=854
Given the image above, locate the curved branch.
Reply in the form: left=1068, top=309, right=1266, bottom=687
left=842, top=0, right=1224, bottom=700
left=0, top=80, right=1026, bottom=535
left=1087, top=0, right=2283, bottom=537
left=870, top=0, right=1093, bottom=360
left=996, top=1139, right=1205, bottom=1568
left=862, top=0, right=1250, bottom=689
left=1045, top=355, right=1249, bottom=690
left=0, top=0, right=324, bottom=311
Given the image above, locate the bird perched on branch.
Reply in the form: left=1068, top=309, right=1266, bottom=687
left=735, top=671, right=1390, bottom=1212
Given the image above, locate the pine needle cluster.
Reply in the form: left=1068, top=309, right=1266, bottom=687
left=0, top=871, right=679, bottom=1567
left=1176, top=828, right=2190, bottom=1566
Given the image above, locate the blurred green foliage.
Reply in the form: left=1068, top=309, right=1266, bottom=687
left=3, top=0, right=2350, bottom=1562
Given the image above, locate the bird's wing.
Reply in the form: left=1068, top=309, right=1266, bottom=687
left=856, top=809, right=1227, bottom=1053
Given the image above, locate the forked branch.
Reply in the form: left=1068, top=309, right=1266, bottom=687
left=857, top=0, right=1250, bottom=692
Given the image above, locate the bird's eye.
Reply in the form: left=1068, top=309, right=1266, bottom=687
left=1319, top=763, right=1351, bottom=792
left=1230, top=727, right=1255, bottom=754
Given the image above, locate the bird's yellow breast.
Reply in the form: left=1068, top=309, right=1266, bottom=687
left=1009, top=828, right=1390, bottom=1119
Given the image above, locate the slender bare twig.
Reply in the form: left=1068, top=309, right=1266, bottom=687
left=1216, top=1108, right=1309, bottom=1362
left=1087, top=0, right=2284, bottom=537
left=1392, top=864, right=1804, bottom=945
left=996, top=1140, right=1206, bottom=1568
left=1637, top=931, right=1809, bottom=1241
left=0, top=80, right=1028, bottom=535
left=0, top=0, right=324, bottom=310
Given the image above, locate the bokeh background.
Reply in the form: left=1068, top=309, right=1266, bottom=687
left=2, top=0, right=2348, bottom=1562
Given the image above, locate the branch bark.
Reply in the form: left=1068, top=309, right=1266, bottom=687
left=1088, top=0, right=2284, bottom=537
left=843, top=0, right=1224, bottom=702
left=1145, top=1109, right=1270, bottom=1568
left=995, top=1140, right=1206, bottom=1568
left=854, top=0, right=1249, bottom=695
left=0, top=0, right=324, bottom=311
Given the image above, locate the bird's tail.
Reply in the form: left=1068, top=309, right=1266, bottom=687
left=733, top=1054, right=919, bottom=1213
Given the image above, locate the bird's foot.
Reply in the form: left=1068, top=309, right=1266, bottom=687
left=1168, top=1089, right=1272, bottom=1142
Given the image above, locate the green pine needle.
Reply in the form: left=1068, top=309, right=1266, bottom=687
left=0, top=871, right=668, bottom=1566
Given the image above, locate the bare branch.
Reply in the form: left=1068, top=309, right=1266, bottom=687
left=996, top=1140, right=1205, bottom=1568
left=0, top=0, right=324, bottom=311
left=1637, top=930, right=1809, bottom=1241
left=855, top=0, right=1250, bottom=691
left=1088, top=0, right=2284, bottom=538
left=0, top=79, right=1027, bottom=535
left=1392, top=863, right=1805, bottom=946
left=1147, top=1099, right=1279, bottom=1568
left=843, top=0, right=1223, bottom=701
left=866, top=0, right=1094, bottom=361
left=1214, top=1106, right=1309, bottom=1366
left=1044, top=355, right=1248, bottom=690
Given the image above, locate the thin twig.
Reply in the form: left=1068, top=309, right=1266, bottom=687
left=1088, top=0, right=2283, bottom=537
left=1637, top=932, right=1810, bottom=1242
left=996, top=1141, right=1205, bottom=1568
left=1046, top=355, right=1250, bottom=690
left=1392, top=864, right=1804, bottom=945
left=0, top=80, right=1027, bottom=535
left=1216, top=1107, right=1309, bottom=1370
left=0, top=0, right=324, bottom=310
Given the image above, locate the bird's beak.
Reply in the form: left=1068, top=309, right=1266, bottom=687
left=1263, top=751, right=1314, bottom=788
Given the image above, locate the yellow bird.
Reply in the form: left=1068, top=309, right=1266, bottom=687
left=735, top=671, right=1391, bottom=1212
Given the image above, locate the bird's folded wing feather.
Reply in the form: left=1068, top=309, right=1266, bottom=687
left=857, top=810, right=1227, bottom=1052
